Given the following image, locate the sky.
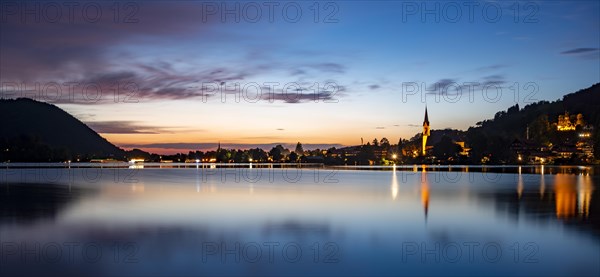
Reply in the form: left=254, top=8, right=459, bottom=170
left=1, top=0, right=599, bottom=154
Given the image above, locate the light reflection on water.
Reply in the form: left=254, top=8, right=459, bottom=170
left=0, top=166, right=599, bottom=277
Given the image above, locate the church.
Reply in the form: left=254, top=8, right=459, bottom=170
left=422, top=106, right=430, bottom=156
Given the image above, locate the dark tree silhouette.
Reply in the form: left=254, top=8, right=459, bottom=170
left=380, top=137, right=390, bottom=148
left=294, top=142, right=304, bottom=154
left=288, top=152, right=298, bottom=162
left=269, top=145, right=286, bottom=162
left=433, top=136, right=462, bottom=160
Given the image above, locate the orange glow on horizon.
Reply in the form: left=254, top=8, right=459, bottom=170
left=102, top=132, right=386, bottom=154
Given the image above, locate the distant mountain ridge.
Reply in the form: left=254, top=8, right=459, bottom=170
left=0, top=98, right=125, bottom=161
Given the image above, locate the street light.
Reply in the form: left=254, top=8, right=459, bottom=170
left=392, top=154, right=397, bottom=159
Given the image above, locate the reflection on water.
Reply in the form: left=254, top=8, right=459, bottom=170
left=390, top=165, right=398, bottom=200
left=577, top=174, right=593, bottom=218
left=420, top=168, right=429, bottom=220
left=0, top=166, right=599, bottom=277
left=550, top=173, right=594, bottom=219
left=0, top=183, right=93, bottom=223
left=555, top=174, right=578, bottom=218
left=540, top=168, right=546, bottom=198
left=512, top=166, right=595, bottom=220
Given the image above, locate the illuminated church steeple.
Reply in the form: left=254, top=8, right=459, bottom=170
left=422, top=106, right=430, bottom=156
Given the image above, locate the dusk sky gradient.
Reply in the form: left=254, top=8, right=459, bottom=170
left=1, top=0, right=599, bottom=154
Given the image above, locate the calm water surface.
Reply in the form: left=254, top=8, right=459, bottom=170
left=1, top=165, right=598, bottom=276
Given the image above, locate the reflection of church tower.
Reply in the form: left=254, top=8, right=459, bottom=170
left=422, top=107, right=430, bottom=156
left=421, top=169, right=429, bottom=221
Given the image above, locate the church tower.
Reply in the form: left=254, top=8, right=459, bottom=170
left=422, top=106, right=430, bottom=156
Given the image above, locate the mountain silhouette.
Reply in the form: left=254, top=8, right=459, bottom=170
left=0, top=98, right=125, bottom=161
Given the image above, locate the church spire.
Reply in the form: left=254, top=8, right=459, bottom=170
left=422, top=106, right=430, bottom=156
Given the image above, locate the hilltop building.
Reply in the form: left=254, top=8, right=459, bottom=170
left=557, top=112, right=585, bottom=131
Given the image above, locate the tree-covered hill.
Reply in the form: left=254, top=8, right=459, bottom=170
left=0, top=98, right=125, bottom=162
left=466, top=83, right=600, bottom=163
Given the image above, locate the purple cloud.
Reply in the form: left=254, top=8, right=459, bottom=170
left=86, top=121, right=168, bottom=134
left=0, top=1, right=352, bottom=105
left=0, top=1, right=220, bottom=81
left=560, top=48, right=599, bottom=54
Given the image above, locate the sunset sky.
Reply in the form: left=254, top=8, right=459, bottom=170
left=1, top=1, right=599, bottom=154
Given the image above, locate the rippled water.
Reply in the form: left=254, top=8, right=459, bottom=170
left=1, top=165, right=598, bottom=276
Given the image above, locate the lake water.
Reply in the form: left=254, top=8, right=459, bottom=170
left=1, top=165, right=598, bottom=276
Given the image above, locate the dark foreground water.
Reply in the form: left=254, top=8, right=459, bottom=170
left=1, top=165, right=599, bottom=277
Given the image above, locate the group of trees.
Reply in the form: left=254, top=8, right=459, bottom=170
left=0, top=135, right=71, bottom=162
left=141, top=139, right=419, bottom=165
left=0, top=135, right=125, bottom=162
left=138, top=142, right=310, bottom=163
